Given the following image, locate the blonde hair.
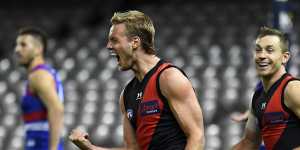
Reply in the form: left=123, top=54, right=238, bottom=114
left=111, top=10, right=155, bottom=54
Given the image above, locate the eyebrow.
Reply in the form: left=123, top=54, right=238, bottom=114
left=265, top=45, right=274, bottom=48
left=255, top=44, right=274, bottom=49
left=255, top=44, right=262, bottom=49
left=109, top=36, right=116, bottom=41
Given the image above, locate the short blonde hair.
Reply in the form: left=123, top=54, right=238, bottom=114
left=111, top=10, right=155, bottom=54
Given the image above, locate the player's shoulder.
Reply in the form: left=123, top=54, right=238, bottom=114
left=285, top=79, right=300, bottom=93
left=160, top=66, right=184, bottom=80
left=28, top=69, right=53, bottom=85
left=29, top=69, right=51, bottom=79
left=284, top=78, right=300, bottom=111
left=159, top=66, right=190, bottom=88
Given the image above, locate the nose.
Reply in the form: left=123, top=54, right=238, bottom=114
left=256, top=50, right=267, bottom=59
left=15, top=45, right=20, bottom=54
left=106, top=41, right=112, bottom=50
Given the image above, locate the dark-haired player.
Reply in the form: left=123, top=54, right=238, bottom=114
left=15, top=27, right=64, bottom=150
left=233, top=27, right=300, bottom=150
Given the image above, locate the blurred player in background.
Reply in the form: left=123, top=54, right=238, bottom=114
left=232, top=27, right=300, bottom=150
left=69, top=10, right=205, bottom=150
left=15, top=27, right=64, bottom=150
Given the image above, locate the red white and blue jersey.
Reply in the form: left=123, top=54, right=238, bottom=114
left=21, top=64, right=64, bottom=150
left=123, top=60, right=187, bottom=150
left=252, top=73, right=300, bottom=150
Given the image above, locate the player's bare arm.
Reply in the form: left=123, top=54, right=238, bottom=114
left=69, top=92, right=139, bottom=150
left=284, top=80, right=300, bottom=150
left=232, top=109, right=261, bottom=150
left=159, top=67, right=205, bottom=150
left=285, top=80, right=300, bottom=118
left=30, top=70, right=64, bottom=150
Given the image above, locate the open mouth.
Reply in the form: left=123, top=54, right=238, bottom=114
left=15, top=52, right=21, bottom=58
left=15, top=53, right=23, bottom=61
left=109, top=51, right=120, bottom=62
left=256, top=62, right=270, bottom=68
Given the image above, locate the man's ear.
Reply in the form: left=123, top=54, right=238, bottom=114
left=282, top=51, right=290, bottom=64
left=33, top=38, right=44, bottom=56
left=36, top=45, right=44, bottom=55
left=131, top=36, right=141, bottom=50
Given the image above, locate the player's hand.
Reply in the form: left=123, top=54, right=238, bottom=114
left=69, top=128, right=92, bottom=149
left=230, top=111, right=249, bottom=122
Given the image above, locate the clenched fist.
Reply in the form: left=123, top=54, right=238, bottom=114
left=69, top=128, right=93, bottom=150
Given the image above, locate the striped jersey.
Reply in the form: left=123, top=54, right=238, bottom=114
left=21, top=64, right=64, bottom=150
left=252, top=73, right=300, bottom=150
left=123, top=60, right=187, bottom=150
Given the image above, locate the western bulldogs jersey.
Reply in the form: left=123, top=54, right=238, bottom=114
left=21, top=64, right=64, bottom=150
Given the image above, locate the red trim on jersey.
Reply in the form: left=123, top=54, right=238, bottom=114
left=23, top=111, right=47, bottom=122
left=26, top=89, right=34, bottom=96
left=136, top=63, right=171, bottom=150
left=25, top=83, right=35, bottom=96
left=262, top=75, right=292, bottom=150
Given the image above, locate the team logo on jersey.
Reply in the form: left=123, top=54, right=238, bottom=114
left=127, top=109, right=134, bottom=120
left=264, top=112, right=285, bottom=125
left=140, top=100, right=161, bottom=116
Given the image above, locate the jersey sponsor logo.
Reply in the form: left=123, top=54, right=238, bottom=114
left=264, top=112, right=285, bottom=125
left=140, top=100, right=160, bottom=116
left=127, top=109, right=134, bottom=120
